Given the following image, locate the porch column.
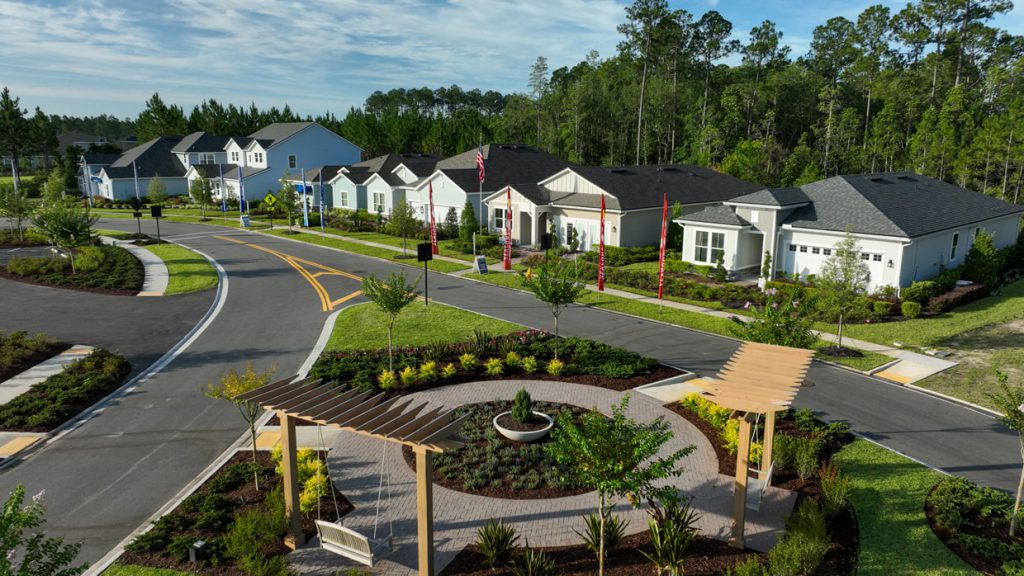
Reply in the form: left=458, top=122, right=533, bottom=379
left=280, top=411, right=305, bottom=549
left=415, top=446, right=435, bottom=575
left=730, top=412, right=754, bottom=549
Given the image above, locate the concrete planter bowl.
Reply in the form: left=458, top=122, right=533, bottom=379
left=493, top=411, right=554, bottom=442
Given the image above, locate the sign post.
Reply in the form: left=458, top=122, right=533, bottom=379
left=417, top=242, right=432, bottom=306
left=263, top=192, right=278, bottom=230
left=150, top=205, right=163, bottom=243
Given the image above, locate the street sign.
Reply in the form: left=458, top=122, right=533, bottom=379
left=263, top=192, right=278, bottom=208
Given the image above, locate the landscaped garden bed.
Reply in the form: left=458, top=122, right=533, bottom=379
left=121, top=450, right=352, bottom=575
left=0, top=330, right=68, bottom=382
left=0, top=348, right=130, bottom=432
left=0, top=244, right=143, bottom=294
left=310, top=329, right=679, bottom=396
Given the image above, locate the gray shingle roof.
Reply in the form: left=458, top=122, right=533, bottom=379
left=436, top=144, right=571, bottom=193
left=563, top=165, right=762, bottom=211
left=172, top=132, right=232, bottom=154
left=103, top=137, right=186, bottom=178
left=784, top=173, right=1024, bottom=238
left=246, top=122, right=314, bottom=148
left=729, top=187, right=810, bottom=206
left=679, top=205, right=752, bottom=226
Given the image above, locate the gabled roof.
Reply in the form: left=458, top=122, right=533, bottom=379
left=679, top=205, right=752, bottom=227
left=434, top=144, right=571, bottom=192
left=354, top=153, right=442, bottom=186
left=783, top=173, right=1024, bottom=238
left=102, top=137, right=186, bottom=179
left=246, top=122, right=315, bottom=148
left=728, top=187, right=810, bottom=207
left=172, top=132, right=232, bottom=154
left=554, top=165, right=762, bottom=211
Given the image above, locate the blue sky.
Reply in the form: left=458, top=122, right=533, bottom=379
left=1, top=0, right=1021, bottom=119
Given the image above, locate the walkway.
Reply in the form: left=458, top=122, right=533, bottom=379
left=286, top=380, right=796, bottom=575
left=99, top=236, right=168, bottom=296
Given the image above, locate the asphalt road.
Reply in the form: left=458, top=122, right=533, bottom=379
left=0, top=217, right=1018, bottom=568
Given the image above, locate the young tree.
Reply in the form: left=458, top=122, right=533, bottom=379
left=386, top=199, right=421, bottom=256
left=0, top=485, right=87, bottom=576
left=0, top=185, right=34, bottom=240
left=520, top=257, right=587, bottom=358
left=818, top=229, right=870, bottom=349
left=547, top=395, right=694, bottom=576
left=189, top=171, right=214, bottom=220
left=32, top=202, right=98, bottom=273
left=205, top=363, right=275, bottom=491
left=989, top=371, right=1024, bottom=537
left=147, top=174, right=168, bottom=205
left=362, top=271, right=420, bottom=370
left=459, top=200, right=478, bottom=244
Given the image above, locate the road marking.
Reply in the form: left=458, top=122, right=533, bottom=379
left=214, top=235, right=362, bottom=312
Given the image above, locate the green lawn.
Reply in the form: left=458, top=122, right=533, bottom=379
left=143, top=244, right=218, bottom=294
left=836, top=280, right=1024, bottom=348
left=103, top=564, right=192, bottom=576
left=263, top=229, right=467, bottom=273
left=833, top=440, right=975, bottom=576
left=327, top=301, right=522, bottom=351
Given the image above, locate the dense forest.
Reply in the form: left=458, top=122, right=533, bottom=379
left=2, top=0, right=1023, bottom=200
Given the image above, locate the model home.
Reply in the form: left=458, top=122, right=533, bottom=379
left=678, top=173, right=1024, bottom=291
left=483, top=164, right=762, bottom=249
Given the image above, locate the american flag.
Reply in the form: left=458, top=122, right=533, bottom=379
left=476, top=147, right=485, bottom=183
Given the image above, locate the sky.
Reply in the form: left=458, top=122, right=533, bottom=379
left=0, top=0, right=1021, bottom=120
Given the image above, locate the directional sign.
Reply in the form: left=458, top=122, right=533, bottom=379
left=263, top=192, right=278, bottom=208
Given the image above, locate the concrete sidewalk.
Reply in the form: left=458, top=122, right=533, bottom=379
left=99, top=237, right=169, bottom=296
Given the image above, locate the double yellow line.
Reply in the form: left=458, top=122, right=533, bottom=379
left=216, top=235, right=363, bottom=312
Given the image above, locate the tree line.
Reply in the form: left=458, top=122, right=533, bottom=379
left=3, top=0, right=1023, bottom=201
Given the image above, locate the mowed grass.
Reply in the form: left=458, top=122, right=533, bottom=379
left=263, top=229, right=467, bottom=273
left=103, top=563, right=192, bottom=575
left=839, top=279, right=1024, bottom=348
left=327, top=301, right=522, bottom=351
left=833, top=440, right=975, bottom=576
left=143, top=244, right=218, bottom=294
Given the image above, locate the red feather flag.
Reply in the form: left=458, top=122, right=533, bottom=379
left=657, top=192, right=668, bottom=300
left=598, top=194, right=606, bottom=291
left=428, top=181, right=438, bottom=255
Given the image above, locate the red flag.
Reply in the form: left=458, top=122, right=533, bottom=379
left=598, top=194, right=606, bottom=291
left=503, top=187, right=513, bottom=270
left=657, top=192, right=668, bottom=300
left=476, top=147, right=485, bottom=183
left=428, top=181, right=438, bottom=255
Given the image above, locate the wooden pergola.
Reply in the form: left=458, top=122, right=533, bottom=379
left=235, top=376, right=468, bottom=575
left=689, top=342, right=814, bottom=549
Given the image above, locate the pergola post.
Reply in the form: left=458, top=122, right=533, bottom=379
left=280, top=410, right=305, bottom=550
left=761, top=410, right=776, bottom=482
left=414, top=446, right=435, bottom=576
left=730, top=412, right=754, bottom=549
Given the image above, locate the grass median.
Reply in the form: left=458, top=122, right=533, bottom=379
left=833, top=440, right=975, bottom=576
left=262, top=229, right=468, bottom=273
left=142, top=243, right=218, bottom=295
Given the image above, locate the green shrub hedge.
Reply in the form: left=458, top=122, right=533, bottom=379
left=0, top=349, right=130, bottom=431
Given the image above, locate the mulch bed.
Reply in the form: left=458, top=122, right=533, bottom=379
left=0, top=341, right=70, bottom=382
left=441, top=531, right=766, bottom=575
left=0, top=268, right=141, bottom=295
left=120, top=451, right=353, bottom=575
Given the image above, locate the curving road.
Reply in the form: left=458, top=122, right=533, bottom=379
left=0, top=217, right=1018, bottom=569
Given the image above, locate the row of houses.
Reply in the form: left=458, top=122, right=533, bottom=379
left=78, top=122, right=1024, bottom=292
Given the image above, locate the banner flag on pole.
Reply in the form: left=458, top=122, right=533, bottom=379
left=598, top=194, right=606, bottom=291
left=657, top=192, right=668, bottom=300
left=301, top=169, right=310, bottom=227
left=319, top=168, right=325, bottom=232
left=503, top=186, right=513, bottom=270
left=219, top=164, right=227, bottom=213
left=429, top=181, right=439, bottom=255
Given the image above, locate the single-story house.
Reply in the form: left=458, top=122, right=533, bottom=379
left=483, top=164, right=762, bottom=249
left=678, top=173, right=1024, bottom=291
left=95, top=137, right=188, bottom=200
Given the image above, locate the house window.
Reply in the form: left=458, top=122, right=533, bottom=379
left=873, top=254, right=882, bottom=262
left=788, top=244, right=797, bottom=252
left=823, top=248, right=831, bottom=256
left=372, top=191, right=385, bottom=213
left=812, top=247, right=820, bottom=254
left=799, top=246, right=807, bottom=253
left=288, top=155, right=297, bottom=169
left=950, top=233, right=959, bottom=260
left=695, top=231, right=709, bottom=262
left=230, top=151, right=239, bottom=163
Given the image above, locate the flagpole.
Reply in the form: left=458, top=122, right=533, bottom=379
left=301, top=168, right=310, bottom=227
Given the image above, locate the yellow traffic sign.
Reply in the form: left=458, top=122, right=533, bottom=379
left=263, top=192, right=278, bottom=208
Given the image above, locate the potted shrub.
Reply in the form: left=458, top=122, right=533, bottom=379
left=493, top=389, right=553, bottom=442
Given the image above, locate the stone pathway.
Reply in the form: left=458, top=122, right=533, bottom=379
left=286, top=380, right=795, bottom=575
left=99, top=236, right=169, bottom=296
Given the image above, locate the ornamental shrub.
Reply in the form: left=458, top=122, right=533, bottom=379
left=901, top=300, right=922, bottom=319
left=484, top=357, right=504, bottom=376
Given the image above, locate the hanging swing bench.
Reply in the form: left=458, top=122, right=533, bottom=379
left=234, top=376, right=469, bottom=575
